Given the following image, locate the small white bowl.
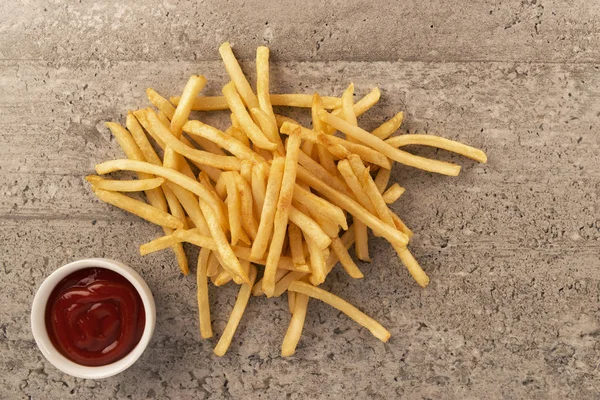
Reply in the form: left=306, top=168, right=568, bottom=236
left=31, top=258, right=156, bottom=379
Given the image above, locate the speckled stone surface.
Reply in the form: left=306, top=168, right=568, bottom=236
left=1, top=1, right=600, bottom=399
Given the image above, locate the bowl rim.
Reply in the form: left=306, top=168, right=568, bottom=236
left=30, top=258, right=156, bottom=379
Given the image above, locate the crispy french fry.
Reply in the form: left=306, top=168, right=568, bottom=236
left=139, top=234, right=181, bottom=256
left=197, top=248, right=213, bottom=338
left=296, top=165, right=408, bottom=246
left=219, top=42, right=259, bottom=109
left=312, top=94, right=338, bottom=176
left=126, top=112, right=163, bottom=166
left=86, top=176, right=165, bottom=192
left=222, top=82, right=276, bottom=150
left=233, top=172, right=258, bottom=241
left=263, top=131, right=301, bottom=297
left=170, top=75, right=207, bottom=136
left=198, top=199, right=249, bottom=284
left=306, top=208, right=339, bottom=238
left=390, top=211, right=413, bottom=238
left=207, top=251, right=220, bottom=277
left=281, top=292, right=309, bottom=356
left=281, top=122, right=391, bottom=169
left=372, top=112, right=404, bottom=140
left=251, top=162, right=267, bottom=219
left=222, top=172, right=250, bottom=246
left=251, top=156, right=285, bottom=260
left=296, top=149, right=353, bottom=197
left=330, top=237, right=363, bottom=278
left=395, top=246, right=429, bottom=288
left=382, top=183, right=405, bottom=204
left=250, top=107, right=285, bottom=155
left=293, top=184, right=347, bottom=229
left=320, top=111, right=461, bottom=176
left=288, top=223, right=308, bottom=269
left=92, top=188, right=183, bottom=229
left=288, top=281, right=390, bottom=342
left=273, top=271, right=307, bottom=297
left=146, top=88, right=176, bottom=119
left=288, top=206, right=331, bottom=250
left=306, top=234, right=327, bottom=286
left=157, top=110, right=171, bottom=127
left=386, top=134, right=488, bottom=163
left=183, top=120, right=265, bottom=164
left=252, top=268, right=288, bottom=296
left=213, top=264, right=258, bottom=356
left=287, top=291, right=296, bottom=314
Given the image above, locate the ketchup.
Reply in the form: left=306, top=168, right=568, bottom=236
left=45, top=268, right=146, bottom=366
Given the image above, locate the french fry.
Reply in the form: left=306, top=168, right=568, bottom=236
left=293, top=184, right=347, bottom=230
left=86, top=176, right=165, bottom=192
left=374, top=167, right=392, bottom=194
left=382, top=183, right=405, bottom=204
left=213, top=264, right=257, bottom=356
left=390, top=211, right=413, bottom=238
left=222, top=82, right=276, bottom=150
left=372, top=112, right=403, bottom=140
left=183, top=120, right=265, bottom=164
left=146, top=88, right=176, bottom=119
left=287, top=291, right=296, bottom=314
left=207, top=251, right=220, bottom=278
left=197, top=248, right=213, bottom=338
left=250, top=107, right=285, bottom=155
left=92, top=188, right=183, bottom=229
left=198, top=198, right=250, bottom=284
left=219, top=42, right=259, bottom=109
left=320, top=111, right=461, bottom=176
left=288, top=205, right=332, bottom=250
left=228, top=125, right=250, bottom=148
left=307, top=208, right=339, bottom=238
left=146, top=111, right=241, bottom=171
left=222, top=172, right=250, bottom=246
left=330, top=237, right=363, bottom=278
left=263, top=131, right=301, bottom=297
left=396, top=246, right=429, bottom=288
left=139, top=234, right=181, bottom=256
left=273, top=271, right=307, bottom=297
left=233, top=172, right=258, bottom=241
left=295, top=149, right=353, bottom=197
left=157, top=110, right=171, bottom=127
left=251, top=162, right=267, bottom=219
left=386, top=134, right=488, bottom=163
left=288, top=281, right=390, bottom=342
left=306, top=234, right=327, bottom=286
left=251, top=156, right=285, bottom=260
left=296, top=165, right=408, bottom=246
left=126, top=112, right=163, bottom=166
left=312, top=94, right=338, bottom=176
left=281, top=122, right=391, bottom=169
left=288, top=223, right=308, bottom=269
left=281, top=292, right=309, bottom=356
left=240, top=160, right=253, bottom=183
left=252, top=268, right=288, bottom=296
left=170, top=75, right=207, bottom=136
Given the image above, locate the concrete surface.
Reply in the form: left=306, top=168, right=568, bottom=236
left=1, top=0, right=599, bottom=399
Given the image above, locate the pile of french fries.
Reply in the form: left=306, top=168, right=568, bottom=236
left=88, top=42, right=487, bottom=356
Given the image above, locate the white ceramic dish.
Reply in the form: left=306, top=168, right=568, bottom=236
left=30, top=258, right=156, bottom=379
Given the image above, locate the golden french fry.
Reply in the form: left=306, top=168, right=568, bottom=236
left=222, top=82, right=276, bottom=150
left=386, top=134, right=488, bottom=163
left=288, top=281, right=390, bottom=342
left=227, top=125, right=250, bottom=147
left=281, top=122, right=391, bottom=169
left=372, top=112, right=403, bottom=140
left=256, top=47, right=275, bottom=118
left=146, top=88, right=176, bottom=119
left=171, top=95, right=229, bottom=111
left=271, top=94, right=341, bottom=109
left=250, top=107, right=285, bottom=155
left=139, top=233, right=180, bottom=256
left=296, top=165, right=408, bottom=246
left=197, top=248, right=213, bottom=338
left=251, top=156, right=285, bottom=260
left=395, top=246, right=429, bottom=288
left=222, top=171, right=250, bottom=246
left=198, top=198, right=250, bottom=284
left=233, top=172, right=258, bottom=241
left=186, top=131, right=227, bottom=156
left=288, top=223, right=308, bottom=269
left=288, top=205, right=331, bottom=250
left=219, top=42, right=259, bottom=109
left=382, top=183, right=405, bottom=204
left=132, top=110, right=167, bottom=148
left=306, top=208, right=339, bottom=238
left=320, top=111, right=461, bottom=176
left=86, top=176, right=165, bottom=192
left=213, top=264, right=258, bottom=356
left=341, top=83, right=357, bottom=127
left=330, top=237, right=363, bottom=278
left=252, top=268, right=288, bottom=296
left=306, top=234, right=327, bottom=286
left=145, top=110, right=241, bottom=171
left=91, top=188, right=183, bottom=229
left=263, top=131, right=301, bottom=297
left=170, top=75, right=207, bottom=136
left=296, top=149, right=353, bottom=197
left=183, top=120, right=265, bottom=164
left=312, top=94, right=338, bottom=176
left=293, top=184, right=347, bottom=229
left=281, top=292, right=309, bottom=356
left=240, top=160, right=253, bottom=183
left=126, top=112, right=163, bottom=166
left=390, top=211, right=413, bottom=238
left=207, top=251, right=220, bottom=277
left=273, top=271, right=307, bottom=297
left=157, top=110, right=171, bottom=127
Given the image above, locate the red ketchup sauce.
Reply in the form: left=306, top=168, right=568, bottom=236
left=45, top=267, right=146, bottom=366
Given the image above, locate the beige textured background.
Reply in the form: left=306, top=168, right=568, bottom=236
left=1, top=0, right=599, bottom=399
